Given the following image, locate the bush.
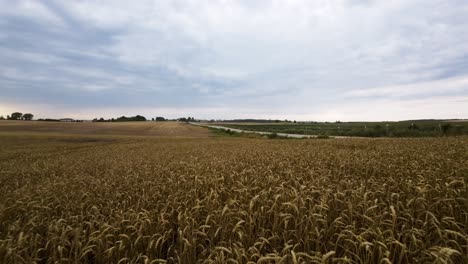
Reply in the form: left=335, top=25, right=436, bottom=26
left=267, top=133, right=279, bottom=139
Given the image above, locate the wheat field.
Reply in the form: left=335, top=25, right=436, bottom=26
left=0, top=124, right=467, bottom=263
left=0, top=121, right=212, bottom=137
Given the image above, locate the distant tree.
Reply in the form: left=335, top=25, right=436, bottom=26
left=156, top=117, right=166, bottom=121
left=10, top=112, right=23, bottom=120
left=0, top=115, right=5, bottom=120
left=23, top=113, right=34, bottom=120
left=134, top=115, right=146, bottom=121
left=114, top=115, right=146, bottom=122
left=408, top=123, right=418, bottom=130
left=152, top=118, right=155, bottom=121
left=441, top=124, right=451, bottom=135
left=7, top=115, right=11, bottom=120
left=92, top=117, right=106, bottom=122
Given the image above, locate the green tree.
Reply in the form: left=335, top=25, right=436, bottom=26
left=408, top=123, right=418, bottom=130
left=134, top=115, right=146, bottom=121
left=23, top=113, right=34, bottom=120
left=441, top=124, right=451, bottom=135
left=11, top=112, right=23, bottom=120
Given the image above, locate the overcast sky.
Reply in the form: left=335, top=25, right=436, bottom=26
left=1, top=0, right=467, bottom=121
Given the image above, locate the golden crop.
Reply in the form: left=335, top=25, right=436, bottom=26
left=0, top=133, right=467, bottom=263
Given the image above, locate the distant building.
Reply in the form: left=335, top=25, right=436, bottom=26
left=60, top=118, right=74, bottom=122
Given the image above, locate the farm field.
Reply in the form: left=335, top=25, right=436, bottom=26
left=0, top=122, right=467, bottom=263
left=0, top=121, right=211, bottom=138
left=214, top=120, right=468, bottom=137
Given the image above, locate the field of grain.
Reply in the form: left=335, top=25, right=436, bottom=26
left=0, top=121, right=212, bottom=137
left=0, top=122, right=467, bottom=263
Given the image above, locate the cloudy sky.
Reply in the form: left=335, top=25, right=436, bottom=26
left=1, top=0, right=467, bottom=121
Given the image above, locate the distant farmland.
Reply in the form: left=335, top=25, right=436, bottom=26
left=0, top=121, right=467, bottom=263
left=214, top=120, right=468, bottom=137
left=0, top=120, right=211, bottom=138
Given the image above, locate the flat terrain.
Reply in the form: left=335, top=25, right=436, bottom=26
left=214, top=120, right=468, bottom=137
left=0, top=124, right=467, bottom=263
left=0, top=121, right=212, bottom=137
left=196, top=123, right=357, bottom=138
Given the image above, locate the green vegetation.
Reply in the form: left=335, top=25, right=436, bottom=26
left=94, top=115, right=147, bottom=122
left=10, top=112, right=23, bottom=120
left=209, top=127, right=293, bottom=139
left=265, top=132, right=290, bottom=139
left=217, top=120, right=468, bottom=137
left=208, top=127, right=263, bottom=138
left=0, top=112, right=35, bottom=121
left=155, top=117, right=167, bottom=121
left=22, top=113, right=34, bottom=120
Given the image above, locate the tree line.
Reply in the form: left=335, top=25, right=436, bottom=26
left=93, top=115, right=147, bottom=122
left=92, top=116, right=197, bottom=122
left=0, top=112, right=34, bottom=120
left=0, top=113, right=199, bottom=122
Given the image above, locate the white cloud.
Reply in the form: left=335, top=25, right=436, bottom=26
left=81, top=84, right=112, bottom=92
left=346, top=75, right=468, bottom=98
left=80, top=0, right=468, bottom=91
left=308, top=95, right=468, bottom=121
left=0, top=47, right=65, bottom=64
left=0, top=66, right=47, bottom=81
left=1, top=0, right=468, bottom=120
left=0, top=0, right=64, bottom=26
